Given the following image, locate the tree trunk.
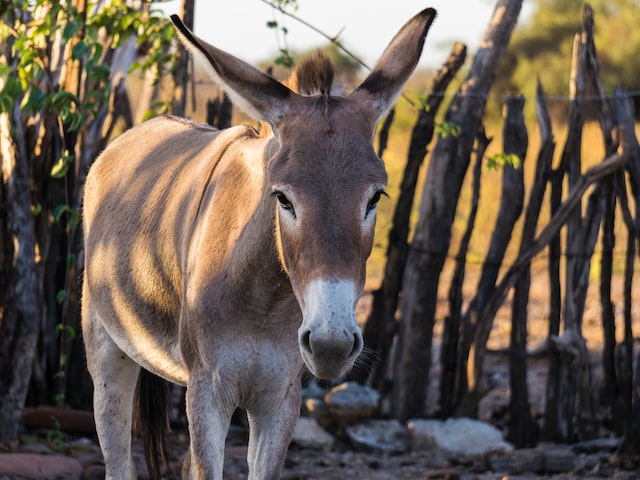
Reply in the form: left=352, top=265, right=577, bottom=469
left=542, top=100, right=566, bottom=441
left=0, top=1, right=165, bottom=439
left=0, top=107, right=40, bottom=443
left=468, top=150, right=625, bottom=435
left=172, top=0, right=195, bottom=117
left=360, top=42, right=466, bottom=394
left=392, top=0, right=523, bottom=421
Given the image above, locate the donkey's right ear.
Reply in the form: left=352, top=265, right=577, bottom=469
left=171, top=15, right=294, bottom=125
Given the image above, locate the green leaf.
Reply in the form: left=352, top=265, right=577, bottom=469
left=486, top=152, right=522, bottom=171
left=87, top=64, right=110, bottom=82
left=52, top=204, right=80, bottom=230
left=62, top=21, right=80, bottom=41
left=435, top=121, right=462, bottom=138
left=21, top=86, right=47, bottom=114
left=71, top=40, right=90, bottom=60
left=55, top=290, right=67, bottom=304
left=50, top=151, right=73, bottom=178
left=47, top=91, right=78, bottom=109
left=68, top=112, right=84, bottom=131
left=18, top=49, right=37, bottom=67
left=0, top=76, right=23, bottom=113
left=31, top=203, right=42, bottom=216
left=55, top=323, right=76, bottom=341
left=266, top=20, right=278, bottom=29
left=0, top=64, right=13, bottom=77
left=275, top=49, right=295, bottom=68
left=66, top=253, right=76, bottom=270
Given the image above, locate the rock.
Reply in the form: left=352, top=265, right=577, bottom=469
left=21, top=406, right=95, bottom=434
left=68, top=437, right=103, bottom=469
left=490, top=445, right=574, bottom=474
left=81, top=463, right=106, bottom=480
left=571, top=437, right=620, bottom=453
left=302, top=397, right=334, bottom=428
left=490, top=448, right=545, bottom=473
left=345, top=419, right=408, bottom=453
left=0, top=453, right=83, bottom=478
left=324, top=382, right=379, bottom=423
left=301, top=380, right=326, bottom=401
left=407, top=417, right=513, bottom=458
left=291, top=417, right=334, bottom=450
left=544, top=446, right=575, bottom=472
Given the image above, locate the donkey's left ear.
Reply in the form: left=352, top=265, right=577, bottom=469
left=171, top=15, right=295, bottom=125
left=350, top=8, right=436, bottom=124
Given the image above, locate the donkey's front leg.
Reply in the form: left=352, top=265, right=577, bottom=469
left=246, top=380, right=302, bottom=480
left=184, top=373, right=234, bottom=480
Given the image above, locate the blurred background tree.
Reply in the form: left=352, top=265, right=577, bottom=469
left=0, top=0, right=176, bottom=443
left=492, top=0, right=640, bottom=119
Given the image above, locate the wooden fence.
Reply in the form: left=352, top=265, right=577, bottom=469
left=359, top=3, right=640, bottom=452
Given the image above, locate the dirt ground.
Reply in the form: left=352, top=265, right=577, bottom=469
left=6, top=269, right=640, bottom=479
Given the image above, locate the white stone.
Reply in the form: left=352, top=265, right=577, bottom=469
left=291, top=417, right=335, bottom=450
left=407, top=417, right=513, bottom=457
left=345, top=419, right=408, bottom=453
left=324, top=381, right=380, bottom=423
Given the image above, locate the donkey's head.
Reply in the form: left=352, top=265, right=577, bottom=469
left=172, top=9, right=436, bottom=379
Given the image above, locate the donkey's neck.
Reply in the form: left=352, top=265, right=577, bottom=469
left=188, top=134, right=294, bottom=317
left=228, top=186, right=293, bottom=311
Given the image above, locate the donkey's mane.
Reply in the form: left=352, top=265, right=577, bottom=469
left=285, top=52, right=334, bottom=97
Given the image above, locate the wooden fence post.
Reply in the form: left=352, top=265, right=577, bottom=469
left=439, top=126, right=490, bottom=416
left=360, top=42, right=466, bottom=394
left=611, top=88, right=640, bottom=453
left=391, top=0, right=524, bottom=421
left=456, top=95, right=528, bottom=417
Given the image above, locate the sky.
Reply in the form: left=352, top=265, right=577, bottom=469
left=161, top=1, right=534, bottom=71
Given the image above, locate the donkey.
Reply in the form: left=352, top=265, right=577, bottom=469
left=82, top=8, right=436, bottom=479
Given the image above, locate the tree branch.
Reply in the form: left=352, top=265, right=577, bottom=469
left=259, top=0, right=370, bottom=70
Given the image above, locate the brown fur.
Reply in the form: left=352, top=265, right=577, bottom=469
left=83, top=9, right=436, bottom=480
left=285, top=52, right=335, bottom=96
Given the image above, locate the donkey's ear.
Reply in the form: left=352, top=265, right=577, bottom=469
left=171, top=15, right=294, bottom=124
left=350, top=8, right=436, bottom=124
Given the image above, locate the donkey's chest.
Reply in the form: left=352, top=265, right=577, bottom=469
left=184, top=312, right=304, bottom=405
left=184, top=297, right=301, bottom=363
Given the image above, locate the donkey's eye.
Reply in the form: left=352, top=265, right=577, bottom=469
left=274, top=191, right=295, bottom=216
left=366, top=190, right=386, bottom=217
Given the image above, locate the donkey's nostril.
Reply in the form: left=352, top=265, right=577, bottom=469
left=301, top=330, right=312, bottom=354
left=350, top=332, right=363, bottom=357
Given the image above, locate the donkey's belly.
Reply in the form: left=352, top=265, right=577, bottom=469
left=99, top=308, right=189, bottom=386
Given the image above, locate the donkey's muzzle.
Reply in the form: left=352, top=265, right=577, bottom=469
left=297, top=278, right=364, bottom=379
left=299, top=326, right=363, bottom=379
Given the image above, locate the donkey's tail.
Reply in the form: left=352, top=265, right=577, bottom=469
left=134, top=368, right=171, bottom=480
